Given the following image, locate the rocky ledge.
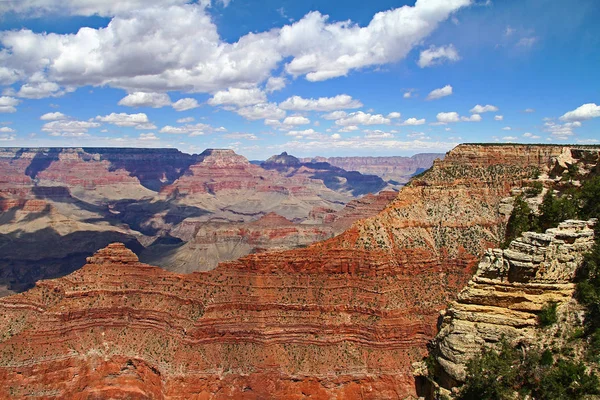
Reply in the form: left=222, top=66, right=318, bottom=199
left=424, top=219, right=596, bottom=392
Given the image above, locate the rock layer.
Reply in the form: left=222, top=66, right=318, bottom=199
left=424, top=219, right=596, bottom=393
left=1, top=144, right=599, bottom=398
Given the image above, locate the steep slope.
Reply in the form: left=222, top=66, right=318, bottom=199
left=1, top=144, right=597, bottom=398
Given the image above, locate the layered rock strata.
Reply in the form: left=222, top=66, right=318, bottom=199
left=1, top=145, right=598, bottom=398
left=422, top=219, right=596, bottom=394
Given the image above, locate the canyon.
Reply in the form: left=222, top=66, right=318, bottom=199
left=1, top=144, right=597, bottom=398
left=0, top=147, right=404, bottom=294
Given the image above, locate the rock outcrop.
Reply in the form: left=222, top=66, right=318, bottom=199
left=421, top=219, right=596, bottom=395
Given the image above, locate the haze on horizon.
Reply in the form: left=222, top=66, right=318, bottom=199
left=0, top=0, right=598, bottom=159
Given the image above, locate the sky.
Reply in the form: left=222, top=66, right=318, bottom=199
left=0, top=0, right=599, bottom=159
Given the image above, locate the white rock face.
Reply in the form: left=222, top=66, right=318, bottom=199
left=431, top=219, right=596, bottom=384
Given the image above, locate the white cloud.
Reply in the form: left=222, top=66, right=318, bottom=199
left=95, top=112, right=155, bottom=129
left=172, top=98, right=200, bottom=111
left=282, top=115, right=310, bottom=126
left=236, top=103, right=286, bottom=121
left=461, top=114, right=482, bottom=122
left=505, top=26, right=515, bottom=36
left=208, top=88, right=266, bottom=107
left=331, top=133, right=341, bottom=140
left=544, top=121, right=581, bottom=139
left=139, top=133, right=159, bottom=140
left=0, top=126, right=15, bottom=133
left=470, top=104, right=498, bottom=113
left=426, top=85, right=453, bottom=100
left=403, top=90, right=413, bottom=99
left=265, top=76, right=286, bottom=93
left=280, top=94, right=362, bottom=112
left=338, top=125, right=359, bottom=133
left=335, top=111, right=391, bottom=126
left=160, top=123, right=210, bottom=135
left=280, top=1, right=471, bottom=81
left=0, top=96, right=20, bottom=113
left=435, top=112, right=460, bottom=124
left=560, top=103, right=600, bottom=122
left=401, top=117, right=426, bottom=126
left=523, top=132, right=541, bottom=139
left=502, top=136, right=517, bottom=141
left=502, top=126, right=512, bottom=131
left=387, top=112, right=401, bottom=119
left=285, top=128, right=324, bottom=140
left=0, top=1, right=470, bottom=97
left=40, top=111, right=67, bottom=120
left=42, top=120, right=101, bottom=135
left=524, top=108, right=535, bottom=113
left=177, top=117, right=195, bottom=123
left=364, top=130, right=394, bottom=139
left=224, top=133, right=258, bottom=140
left=118, top=92, right=172, bottom=108
left=494, top=115, right=503, bottom=121
left=0, top=133, right=16, bottom=141
left=322, top=110, right=347, bottom=120
left=418, top=44, right=460, bottom=68
left=517, top=37, right=538, bottom=47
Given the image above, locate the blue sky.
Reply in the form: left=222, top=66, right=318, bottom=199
left=0, top=0, right=598, bottom=159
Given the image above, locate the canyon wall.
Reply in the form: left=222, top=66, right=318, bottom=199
left=0, top=144, right=597, bottom=398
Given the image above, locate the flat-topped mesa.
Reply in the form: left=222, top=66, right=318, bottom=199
left=248, top=212, right=294, bottom=227
left=424, top=219, right=596, bottom=391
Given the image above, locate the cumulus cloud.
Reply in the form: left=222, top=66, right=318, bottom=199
left=338, top=125, right=359, bottom=133
left=560, top=103, right=600, bottom=122
left=435, top=112, right=460, bottom=124
left=524, top=108, right=535, bottom=113
left=335, top=111, right=391, bottom=126
left=176, top=117, right=194, bottom=123
left=470, top=104, right=498, bottom=113
left=0, top=1, right=470, bottom=97
left=322, top=111, right=348, bottom=120
left=172, top=98, right=200, bottom=111
left=40, top=111, right=67, bottom=120
left=224, top=133, right=258, bottom=140
left=118, top=92, right=172, bottom=108
left=403, top=90, right=413, bottom=99
left=331, top=133, right=341, bottom=140
left=285, top=128, right=324, bottom=140
left=159, top=123, right=210, bottom=136
left=280, top=95, right=362, bottom=112
left=0, top=126, right=15, bottom=133
left=0, top=97, right=20, bottom=113
left=42, top=119, right=101, bottom=135
left=461, top=114, right=482, bottom=122
left=0, top=133, right=15, bottom=141
left=95, top=112, right=155, bottom=129
left=494, top=115, right=503, bottom=121
left=544, top=121, right=581, bottom=139
left=502, top=126, right=512, bottom=130
left=282, top=115, right=310, bottom=126
left=139, top=132, right=159, bottom=141
left=364, top=130, right=394, bottom=139
left=401, top=117, right=426, bottom=126
left=523, top=132, right=541, bottom=139
left=387, top=112, right=401, bottom=119
left=418, top=44, right=460, bottom=68
left=426, top=85, right=453, bottom=100
left=502, top=136, right=517, bottom=141
left=208, top=88, right=266, bottom=107
left=265, top=76, right=286, bottom=93
left=236, top=103, right=286, bottom=121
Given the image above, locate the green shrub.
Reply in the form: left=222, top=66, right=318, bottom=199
left=539, top=302, right=558, bottom=327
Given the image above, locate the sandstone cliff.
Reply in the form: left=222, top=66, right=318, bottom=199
left=419, top=219, right=596, bottom=397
